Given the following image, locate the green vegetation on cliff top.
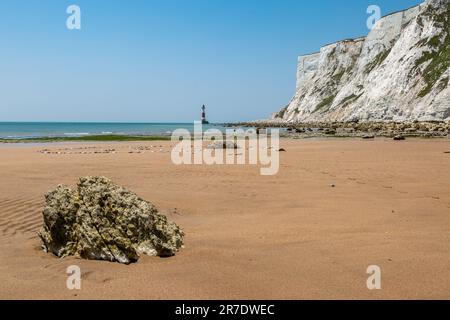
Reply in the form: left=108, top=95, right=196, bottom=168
left=416, top=3, right=450, bottom=98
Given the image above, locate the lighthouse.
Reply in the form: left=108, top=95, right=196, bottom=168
left=201, top=104, right=209, bottom=124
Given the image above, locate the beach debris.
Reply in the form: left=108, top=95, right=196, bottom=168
left=38, top=176, right=184, bottom=264
left=207, top=141, right=239, bottom=150
left=38, top=147, right=116, bottom=155
left=393, top=135, right=406, bottom=141
left=362, top=134, right=375, bottom=139
left=330, top=183, right=336, bottom=188
left=277, top=148, right=286, bottom=152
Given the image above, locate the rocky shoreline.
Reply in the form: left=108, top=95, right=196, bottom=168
left=224, top=121, right=450, bottom=139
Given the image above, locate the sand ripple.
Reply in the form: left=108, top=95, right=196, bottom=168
left=0, top=197, right=43, bottom=237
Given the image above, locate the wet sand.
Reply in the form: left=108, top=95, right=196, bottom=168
left=0, top=138, right=449, bottom=299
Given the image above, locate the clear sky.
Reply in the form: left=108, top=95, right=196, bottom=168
left=0, top=0, right=423, bottom=123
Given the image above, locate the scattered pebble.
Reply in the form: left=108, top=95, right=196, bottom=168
left=37, top=145, right=172, bottom=155
left=38, top=147, right=116, bottom=155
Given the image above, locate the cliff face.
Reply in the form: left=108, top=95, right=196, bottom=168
left=273, top=0, right=450, bottom=122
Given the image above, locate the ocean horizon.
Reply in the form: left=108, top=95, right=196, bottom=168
left=0, top=122, right=227, bottom=139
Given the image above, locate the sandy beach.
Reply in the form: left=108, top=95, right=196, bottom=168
left=0, top=138, right=450, bottom=300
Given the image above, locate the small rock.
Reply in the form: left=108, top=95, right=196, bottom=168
left=278, top=148, right=286, bottom=152
left=207, top=141, right=239, bottom=150
left=393, top=135, right=406, bottom=141
left=362, top=134, right=375, bottom=139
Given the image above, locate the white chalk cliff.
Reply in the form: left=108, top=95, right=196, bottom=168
left=273, top=0, right=450, bottom=122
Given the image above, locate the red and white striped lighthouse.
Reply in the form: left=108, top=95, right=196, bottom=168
left=201, top=104, right=209, bottom=124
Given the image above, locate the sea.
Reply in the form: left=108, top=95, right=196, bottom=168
left=0, top=122, right=228, bottom=139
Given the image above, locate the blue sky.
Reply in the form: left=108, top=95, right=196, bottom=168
left=0, top=0, right=423, bottom=122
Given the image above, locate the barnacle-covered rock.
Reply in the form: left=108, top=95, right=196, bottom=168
left=38, top=176, right=184, bottom=264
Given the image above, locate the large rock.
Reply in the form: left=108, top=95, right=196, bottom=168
left=38, top=176, right=184, bottom=264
